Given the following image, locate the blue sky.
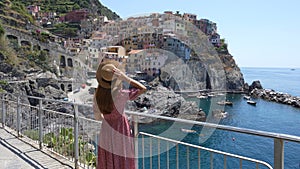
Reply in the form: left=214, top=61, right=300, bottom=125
left=100, top=0, right=300, bottom=68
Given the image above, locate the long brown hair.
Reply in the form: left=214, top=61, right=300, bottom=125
left=95, top=85, right=114, bottom=114
left=95, top=80, right=122, bottom=114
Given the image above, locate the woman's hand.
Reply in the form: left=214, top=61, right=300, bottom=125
left=113, top=68, right=147, bottom=94
left=113, top=68, right=129, bottom=82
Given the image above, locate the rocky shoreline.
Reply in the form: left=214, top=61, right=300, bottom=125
left=250, top=88, right=300, bottom=108
left=247, top=80, right=300, bottom=108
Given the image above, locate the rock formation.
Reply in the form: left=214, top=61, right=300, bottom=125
left=250, top=88, right=300, bottom=108
left=247, top=80, right=300, bottom=108
left=127, top=79, right=206, bottom=123
left=158, top=51, right=245, bottom=92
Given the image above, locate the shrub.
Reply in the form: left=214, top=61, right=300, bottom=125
left=42, top=127, right=96, bottom=167
left=0, top=23, right=4, bottom=37
left=23, top=130, right=39, bottom=140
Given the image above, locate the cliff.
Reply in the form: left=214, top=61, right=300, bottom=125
left=158, top=48, right=245, bottom=92
left=219, top=52, right=245, bottom=91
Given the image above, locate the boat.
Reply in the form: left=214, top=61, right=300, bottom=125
left=212, top=110, right=228, bottom=119
left=243, top=95, right=251, bottom=100
left=197, top=95, right=208, bottom=99
left=217, top=101, right=233, bottom=106
left=181, top=128, right=197, bottom=134
left=208, top=94, right=216, bottom=98
left=187, top=93, right=199, bottom=98
left=247, top=100, right=256, bottom=105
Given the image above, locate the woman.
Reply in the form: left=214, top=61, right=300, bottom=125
left=93, top=60, right=147, bottom=169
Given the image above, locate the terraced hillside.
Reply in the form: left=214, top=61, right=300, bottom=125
left=0, top=0, right=33, bottom=29
left=10, top=0, right=120, bottom=20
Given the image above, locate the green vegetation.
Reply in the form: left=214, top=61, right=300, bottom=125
left=3, top=0, right=120, bottom=38
left=216, top=38, right=228, bottom=53
left=25, top=50, right=52, bottom=71
left=23, top=127, right=96, bottom=167
left=10, top=1, right=34, bottom=23
left=31, top=30, right=54, bottom=42
left=43, top=127, right=96, bottom=167
left=48, top=22, right=79, bottom=37
left=0, top=80, right=8, bottom=85
left=10, top=0, right=120, bottom=20
left=0, top=23, right=4, bottom=37
left=0, top=80, right=8, bottom=92
left=23, top=129, right=40, bottom=140
left=0, top=32, right=20, bottom=66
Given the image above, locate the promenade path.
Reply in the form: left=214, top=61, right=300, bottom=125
left=0, top=128, right=76, bottom=169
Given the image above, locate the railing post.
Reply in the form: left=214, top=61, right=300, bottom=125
left=274, top=138, right=284, bottom=169
left=2, top=95, right=6, bottom=128
left=38, top=99, right=43, bottom=150
left=133, top=115, right=139, bottom=169
left=74, top=104, right=79, bottom=169
left=17, top=96, right=21, bottom=137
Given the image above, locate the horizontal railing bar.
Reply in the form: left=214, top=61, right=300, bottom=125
left=43, top=109, right=75, bottom=117
left=78, top=116, right=102, bottom=123
left=127, top=111, right=300, bottom=143
left=139, top=132, right=273, bottom=169
left=20, top=103, right=39, bottom=109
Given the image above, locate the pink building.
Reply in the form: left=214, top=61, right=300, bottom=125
left=60, top=9, right=89, bottom=23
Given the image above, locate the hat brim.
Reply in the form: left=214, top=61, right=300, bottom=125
left=96, top=60, right=125, bottom=89
left=98, top=78, right=122, bottom=89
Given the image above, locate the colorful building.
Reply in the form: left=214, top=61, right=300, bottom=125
left=210, top=33, right=221, bottom=47
left=194, top=19, right=217, bottom=35
left=127, top=50, right=144, bottom=73
left=99, top=46, right=127, bottom=63
left=60, top=9, right=88, bottom=23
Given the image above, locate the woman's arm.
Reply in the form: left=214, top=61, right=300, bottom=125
left=113, top=68, right=147, bottom=96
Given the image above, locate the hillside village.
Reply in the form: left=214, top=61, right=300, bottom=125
left=1, top=0, right=244, bottom=98
left=25, top=4, right=227, bottom=75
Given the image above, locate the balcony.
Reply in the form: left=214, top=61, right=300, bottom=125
left=1, top=93, right=300, bottom=169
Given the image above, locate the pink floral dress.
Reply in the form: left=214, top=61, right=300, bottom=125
left=93, top=89, right=140, bottom=169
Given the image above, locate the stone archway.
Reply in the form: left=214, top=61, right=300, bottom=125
left=61, top=84, right=65, bottom=91
left=21, top=40, right=31, bottom=50
left=60, top=55, right=66, bottom=67
left=6, top=35, right=19, bottom=49
left=67, top=58, right=73, bottom=67
left=6, top=34, right=18, bottom=40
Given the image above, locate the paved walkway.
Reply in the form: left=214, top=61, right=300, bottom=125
left=0, top=128, right=75, bottom=169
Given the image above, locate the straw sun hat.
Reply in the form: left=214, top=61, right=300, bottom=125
left=96, top=60, right=124, bottom=89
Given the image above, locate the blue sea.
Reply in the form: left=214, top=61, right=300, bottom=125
left=139, top=67, right=300, bottom=169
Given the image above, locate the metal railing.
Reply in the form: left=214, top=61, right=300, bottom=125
left=1, top=93, right=300, bottom=169
left=1, top=93, right=100, bottom=169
